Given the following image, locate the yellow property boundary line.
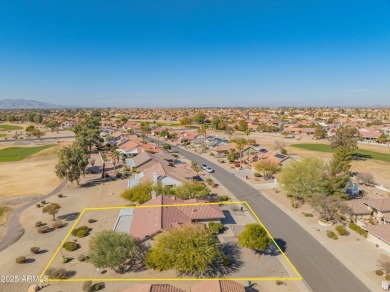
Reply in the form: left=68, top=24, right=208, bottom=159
left=40, top=201, right=302, bottom=282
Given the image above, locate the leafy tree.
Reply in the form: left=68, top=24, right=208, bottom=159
left=377, top=134, right=389, bottom=144
left=162, top=144, right=171, bottom=151
left=327, top=147, right=353, bottom=194
left=55, top=143, right=89, bottom=185
left=278, top=157, right=328, bottom=205
left=145, top=225, right=221, bottom=274
left=174, top=181, right=210, bottom=199
left=45, top=121, right=59, bottom=132
left=313, top=125, right=327, bottom=139
left=193, top=112, right=207, bottom=124
left=238, top=224, right=271, bottom=252
left=254, top=160, right=281, bottom=180
left=237, top=120, right=248, bottom=131
left=88, top=231, right=136, bottom=274
left=309, top=195, right=350, bottom=222
left=329, top=126, right=360, bottom=150
left=73, top=117, right=101, bottom=152
left=121, top=182, right=153, bottom=203
left=180, top=117, right=192, bottom=127
left=42, top=203, right=61, bottom=221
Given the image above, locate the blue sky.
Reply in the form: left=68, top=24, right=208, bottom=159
left=1, top=0, right=390, bottom=107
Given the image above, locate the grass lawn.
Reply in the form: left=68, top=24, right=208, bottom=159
left=0, top=145, right=55, bottom=162
left=0, top=124, right=23, bottom=131
left=291, top=144, right=390, bottom=162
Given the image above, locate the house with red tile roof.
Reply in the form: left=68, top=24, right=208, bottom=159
left=122, top=284, right=184, bottom=292
left=128, top=195, right=225, bottom=241
left=190, top=280, right=245, bottom=292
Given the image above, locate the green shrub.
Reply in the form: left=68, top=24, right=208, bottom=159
left=63, top=242, right=79, bottom=251
left=386, top=275, right=390, bottom=281
left=88, top=218, right=97, bottom=223
left=57, top=193, right=63, bottom=198
left=208, top=222, right=224, bottom=235
left=281, top=149, right=288, bottom=155
left=15, top=256, right=26, bottom=264
left=38, top=226, right=49, bottom=233
left=41, top=200, right=46, bottom=204
left=276, top=280, right=284, bottom=285
left=82, top=281, right=92, bottom=292
left=327, top=230, right=338, bottom=240
left=76, top=229, right=89, bottom=238
left=116, top=171, right=123, bottom=178
left=71, top=226, right=90, bottom=236
left=36, top=203, right=41, bottom=208
left=30, top=247, right=40, bottom=254
left=35, top=221, right=42, bottom=227
left=92, top=283, right=101, bottom=291
left=220, top=195, right=229, bottom=201
left=78, top=254, right=87, bottom=262
left=375, top=270, right=384, bottom=276
left=302, top=212, right=313, bottom=217
left=254, top=172, right=261, bottom=177
left=210, top=152, right=215, bottom=156
left=349, top=223, right=368, bottom=237
left=48, top=268, right=68, bottom=279
left=60, top=256, right=73, bottom=264
left=335, top=225, right=348, bottom=236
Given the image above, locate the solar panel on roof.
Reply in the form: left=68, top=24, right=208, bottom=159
left=275, top=154, right=286, bottom=159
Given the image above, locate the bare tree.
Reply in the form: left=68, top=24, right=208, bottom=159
left=377, top=254, right=390, bottom=274
left=273, top=139, right=286, bottom=152
left=356, top=172, right=375, bottom=186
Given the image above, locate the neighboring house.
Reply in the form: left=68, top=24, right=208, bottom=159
left=122, top=284, right=184, bottom=292
left=118, top=140, right=144, bottom=155
left=364, top=198, right=390, bottom=224
left=364, top=225, right=390, bottom=253
left=178, top=131, right=201, bottom=143
left=128, top=152, right=194, bottom=188
left=128, top=195, right=225, bottom=241
left=345, top=199, right=372, bottom=222
left=191, top=280, right=245, bottom=292
left=211, top=143, right=237, bottom=157
left=251, top=150, right=290, bottom=166
left=358, top=129, right=381, bottom=141
left=126, top=151, right=153, bottom=169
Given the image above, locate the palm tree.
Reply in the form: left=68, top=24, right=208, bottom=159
left=140, top=122, right=151, bottom=143
left=127, top=128, right=134, bottom=135
left=155, top=123, right=162, bottom=147
left=111, top=150, right=120, bottom=171
left=197, top=123, right=208, bottom=153
left=235, top=138, right=247, bottom=170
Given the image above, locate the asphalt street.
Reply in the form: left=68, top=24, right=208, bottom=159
left=161, top=142, right=370, bottom=292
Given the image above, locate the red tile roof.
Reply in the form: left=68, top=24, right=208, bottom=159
left=129, top=195, right=224, bottom=240
left=191, top=280, right=245, bottom=292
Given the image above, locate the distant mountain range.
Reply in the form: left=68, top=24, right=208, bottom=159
left=0, top=99, right=80, bottom=109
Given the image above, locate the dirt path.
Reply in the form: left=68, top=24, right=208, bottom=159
left=0, top=180, right=68, bottom=252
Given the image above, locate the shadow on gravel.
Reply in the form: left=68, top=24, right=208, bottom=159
left=58, top=212, right=80, bottom=221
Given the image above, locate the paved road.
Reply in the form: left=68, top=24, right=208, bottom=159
left=0, top=180, right=68, bottom=252
left=153, top=141, right=369, bottom=292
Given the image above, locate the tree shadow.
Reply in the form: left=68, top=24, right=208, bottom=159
left=80, top=178, right=105, bottom=188
left=264, top=239, right=287, bottom=256
left=58, top=212, right=80, bottom=221
left=24, top=258, right=36, bottom=263
left=66, top=270, right=77, bottom=278
left=37, top=249, right=48, bottom=254
left=352, top=153, right=372, bottom=160
left=124, top=242, right=149, bottom=273
left=245, top=286, right=260, bottom=292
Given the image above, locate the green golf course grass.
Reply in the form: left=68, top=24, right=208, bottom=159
left=0, top=124, right=23, bottom=131
left=291, top=143, right=390, bottom=163
left=0, top=145, right=55, bottom=162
